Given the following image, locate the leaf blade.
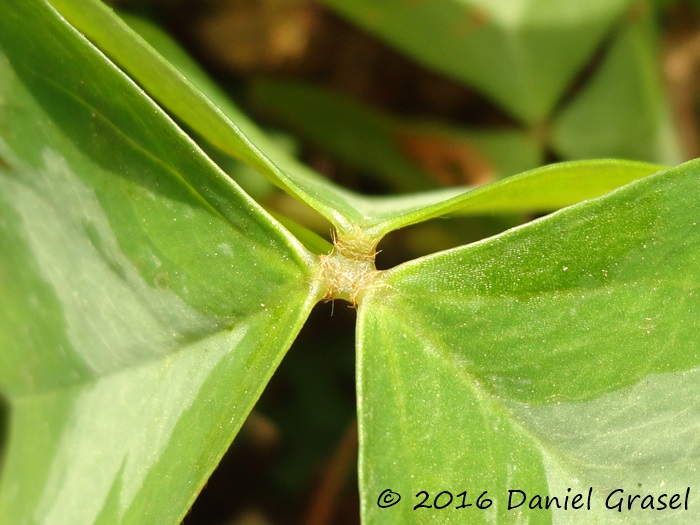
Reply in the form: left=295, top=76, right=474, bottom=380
left=357, top=161, right=700, bottom=523
left=320, top=0, right=634, bottom=123
left=48, top=0, right=369, bottom=234
left=362, top=159, right=665, bottom=237
left=551, top=8, right=683, bottom=165
left=0, top=2, right=320, bottom=524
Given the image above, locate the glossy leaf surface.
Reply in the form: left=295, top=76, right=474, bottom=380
left=46, top=0, right=670, bottom=247
left=320, top=0, right=632, bottom=123
left=358, top=162, right=700, bottom=523
left=2, top=1, right=699, bottom=525
left=49, top=0, right=491, bottom=238
left=117, top=14, right=332, bottom=254
left=48, top=0, right=369, bottom=234
left=0, top=2, right=319, bottom=524
left=362, top=159, right=664, bottom=238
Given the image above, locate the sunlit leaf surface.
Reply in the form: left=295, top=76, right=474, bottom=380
left=362, top=159, right=664, bottom=238
left=0, top=2, right=319, bottom=523
left=49, top=0, right=407, bottom=235
left=47, top=0, right=655, bottom=245
left=358, top=162, right=700, bottom=523
left=2, top=2, right=698, bottom=525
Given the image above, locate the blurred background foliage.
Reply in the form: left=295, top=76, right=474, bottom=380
left=100, top=1, right=700, bottom=523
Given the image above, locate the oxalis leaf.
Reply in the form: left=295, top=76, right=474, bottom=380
left=47, top=0, right=373, bottom=236
left=45, top=0, right=666, bottom=250
left=357, top=161, right=700, bottom=523
left=551, top=3, right=683, bottom=165
left=0, top=1, right=320, bottom=524
left=319, top=0, right=633, bottom=124
left=2, top=1, right=699, bottom=525
left=362, top=158, right=665, bottom=239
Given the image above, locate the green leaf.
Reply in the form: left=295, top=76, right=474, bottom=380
left=0, top=1, right=320, bottom=524
left=47, top=0, right=663, bottom=250
left=117, top=12, right=279, bottom=203
left=551, top=7, right=683, bottom=165
left=42, top=0, right=460, bottom=241
left=39, top=0, right=523, bottom=245
left=49, top=0, right=664, bottom=251
left=361, top=159, right=664, bottom=239
left=47, top=0, right=377, bottom=235
left=251, top=78, right=542, bottom=192
left=114, top=13, right=333, bottom=254
left=320, top=0, right=633, bottom=123
left=357, top=161, right=700, bottom=523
